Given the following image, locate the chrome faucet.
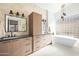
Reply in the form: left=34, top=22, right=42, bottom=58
left=10, top=31, right=13, bottom=37
left=10, top=31, right=16, bottom=37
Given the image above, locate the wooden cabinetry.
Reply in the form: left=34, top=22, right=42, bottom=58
left=29, top=12, right=42, bottom=35
left=0, top=37, right=32, bottom=56
left=29, top=12, right=52, bottom=52
left=0, top=41, right=11, bottom=56
left=33, top=35, right=52, bottom=52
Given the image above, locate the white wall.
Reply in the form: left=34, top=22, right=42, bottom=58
left=35, top=3, right=63, bottom=13
left=55, top=3, right=79, bottom=21
left=48, top=11, right=56, bottom=34
left=63, top=3, right=79, bottom=16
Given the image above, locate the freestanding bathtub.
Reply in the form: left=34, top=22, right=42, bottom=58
left=54, top=35, right=79, bottom=48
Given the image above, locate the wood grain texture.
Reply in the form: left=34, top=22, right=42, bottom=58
left=29, top=12, right=42, bottom=35
left=33, top=35, right=52, bottom=52
left=0, top=37, right=32, bottom=56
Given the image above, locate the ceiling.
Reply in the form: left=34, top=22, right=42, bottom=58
left=34, top=3, right=64, bottom=13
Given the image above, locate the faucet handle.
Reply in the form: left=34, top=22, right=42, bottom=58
left=8, top=35, right=10, bottom=37
left=14, top=34, right=16, bottom=37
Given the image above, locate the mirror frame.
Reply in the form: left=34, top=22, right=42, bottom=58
left=5, top=14, right=27, bottom=32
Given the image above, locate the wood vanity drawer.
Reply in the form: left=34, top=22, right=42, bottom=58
left=33, top=35, right=53, bottom=52
left=26, top=39, right=32, bottom=44
left=13, top=44, right=32, bottom=56
left=33, top=35, right=41, bottom=39
left=34, top=45, right=40, bottom=51
left=34, top=42, right=41, bottom=47
left=0, top=41, right=9, bottom=55
left=11, top=46, right=26, bottom=56
left=34, top=44, right=45, bottom=52
left=25, top=45, right=32, bottom=55
left=24, top=38, right=32, bottom=55
left=33, top=36, right=41, bottom=43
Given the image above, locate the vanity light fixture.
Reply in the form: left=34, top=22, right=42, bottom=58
left=9, top=10, right=26, bottom=17
left=22, top=13, right=25, bottom=17
left=9, top=10, right=13, bottom=15
left=16, top=12, right=19, bottom=16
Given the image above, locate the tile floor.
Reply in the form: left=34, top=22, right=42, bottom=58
left=30, top=43, right=79, bottom=56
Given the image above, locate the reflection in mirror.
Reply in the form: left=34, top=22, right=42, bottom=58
left=8, top=20, right=18, bottom=32
left=5, top=14, right=27, bottom=32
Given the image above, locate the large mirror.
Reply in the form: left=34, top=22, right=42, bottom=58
left=5, top=14, right=27, bottom=32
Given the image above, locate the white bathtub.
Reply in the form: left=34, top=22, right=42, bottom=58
left=54, top=35, right=79, bottom=48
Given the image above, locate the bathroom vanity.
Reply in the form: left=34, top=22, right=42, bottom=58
left=0, top=36, right=32, bottom=56
left=0, top=12, right=53, bottom=56
left=0, top=13, right=32, bottom=56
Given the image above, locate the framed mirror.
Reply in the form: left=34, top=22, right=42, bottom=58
left=5, top=14, right=27, bottom=32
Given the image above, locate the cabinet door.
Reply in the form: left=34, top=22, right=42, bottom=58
left=0, top=41, right=13, bottom=56
left=9, top=39, right=27, bottom=56
left=24, top=38, right=32, bottom=55
left=0, top=41, right=9, bottom=56
left=0, top=37, right=32, bottom=56
left=33, top=13, right=42, bottom=35
left=9, top=39, right=24, bottom=56
left=12, top=38, right=32, bottom=56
